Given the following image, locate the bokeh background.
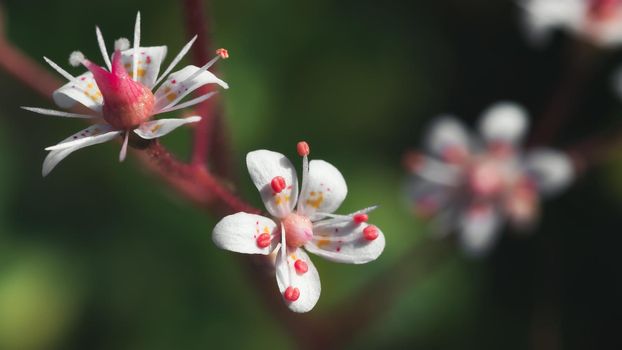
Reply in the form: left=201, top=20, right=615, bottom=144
left=0, top=0, right=621, bottom=349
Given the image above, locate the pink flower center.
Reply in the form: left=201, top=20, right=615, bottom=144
left=85, top=51, right=155, bottom=129
left=589, top=0, right=622, bottom=21
left=282, top=213, right=313, bottom=248
left=468, top=160, right=504, bottom=197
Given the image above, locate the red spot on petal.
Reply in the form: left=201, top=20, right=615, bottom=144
left=353, top=213, right=368, bottom=224
left=284, top=286, right=300, bottom=301
left=171, top=79, right=177, bottom=84
left=256, top=233, right=271, bottom=248
left=294, top=259, right=308, bottom=274
left=297, top=141, right=310, bottom=157
left=146, top=56, right=152, bottom=64
left=336, top=246, right=341, bottom=252
left=363, top=225, right=379, bottom=241
left=271, top=176, right=287, bottom=193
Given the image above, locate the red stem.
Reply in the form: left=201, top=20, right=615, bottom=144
left=182, top=0, right=229, bottom=170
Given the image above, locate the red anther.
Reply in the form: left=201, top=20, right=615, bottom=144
left=256, top=233, right=271, bottom=248
left=297, top=141, right=310, bottom=157
left=284, top=286, right=300, bottom=301
left=271, top=176, right=287, bottom=193
left=363, top=225, right=379, bottom=241
left=294, top=259, right=308, bottom=274
left=353, top=213, right=368, bottom=224
left=216, top=48, right=229, bottom=59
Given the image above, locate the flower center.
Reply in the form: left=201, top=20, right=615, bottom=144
left=282, top=213, right=313, bottom=248
left=76, top=50, right=155, bottom=129
left=468, top=160, right=504, bottom=197
left=589, top=0, right=622, bottom=21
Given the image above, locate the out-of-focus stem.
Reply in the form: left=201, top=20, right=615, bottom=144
left=566, top=126, right=622, bottom=174
left=528, top=40, right=598, bottom=147
left=182, top=0, right=231, bottom=175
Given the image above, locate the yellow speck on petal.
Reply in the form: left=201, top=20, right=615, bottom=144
left=317, top=239, right=330, bottom=248
left=275, top=195, right=282, bottom=205
left=137, top=68, right=145, bottom=77
left=263, top=226, right=270, bottom=234
left=150, top=124, right=162, bottom=133
left=87, top=83, right=94, bottom=89
left=306, top=192, right=324, bottom=209
left=289, top=254, right=298, bottom=261
left=166, top=93, right=177, bottom=102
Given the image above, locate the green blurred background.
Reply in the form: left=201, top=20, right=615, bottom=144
left=0, top=0, right=621, bottom=349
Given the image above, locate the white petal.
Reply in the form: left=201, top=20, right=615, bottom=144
left=119, top=46, right=168, bottom=89
left=275, top=247, right=321, bottom=313
left=212, top=213, right=279, bottom=255
left=520, top=0, right=585, bottom=45
left=153, top=65, right=229, bottom=113
left=305, top=220, right=385, bottom=264
left=459, top=204, right=503, bottom=256
left=42, top=125, right=121, bottom=176
left=133, top=116, right=201, bottom=140
left=424, top=116, right=472, bottom=159
left=21, top=107, right=96, bottom=119
left=478, top=102, right=529, bottom=144
left=246, top=150, right=298, bottom=219
left=405, top=177, right=452, bottom=217
left=524, top=148, right=574, bottom=197
left=52, top=71, right=103, bottom=113
left=298, top=160, right=347, bottom=219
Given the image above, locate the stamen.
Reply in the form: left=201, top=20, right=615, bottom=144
left=363, top=225, right=379, bottom=241
left=353, top=213, right=368, bottom=224
left=182, top=48, right=229, bottom=84
left=256, top=233, right=271, bottom=248
left=69, top=51, right=86, bottom=67
left=271, top=176, right=287, bottom=193
left=216, top=48, right=229, bottom=59
left=156, top=92, right=216, bottom=115
left=294, top=259, right=308, bottom=274
left=114, top=37, right=130, bottom=51
left=43, top=56, right=76, bottom=82
left=154, top=35, right=198, bottom=87
left=297, top=141, right=310, bottom=157
left=95, top=26, right=112, bottom=71
left=119, top=131, right=129, bottom=162
left=284, top=286, right=300, bottom=302
left=132, top=11, right=141, bottom=81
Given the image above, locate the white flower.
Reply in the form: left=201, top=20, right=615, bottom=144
left=406, top=102, right=574, bottom=256
left=521, top=0, right=622, bottom=46
left=22, top=12, right=229, bottom=176
left=212, top=142, right=386, bottom=313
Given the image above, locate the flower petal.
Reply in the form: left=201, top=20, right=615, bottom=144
left=478, top=102, right=529, bottom=145
left=276, top=246, right=321, bottom=313
left=212, top=212, right=279, bottom=255
left=305, top=220, right=385, bottom=264
left=119, top=46, right=168, bottom=89
left=246, top=150, right=298, bottom=219
left=520, top=0, right=585, bottom=45
left=153, top=65, right=228, bottom=113
left=459, top=203, right=503, bottom=256
left=298, top=160, right=347, bottom=219
left=524, top=148, right=574, bottom=197
left=52, top=71, right=103, bottom=113
left=133, top=116, right=201, bottom=140
left=42, top=124, right=121, bottom=176
left=424, top=116, right=472, bottom=159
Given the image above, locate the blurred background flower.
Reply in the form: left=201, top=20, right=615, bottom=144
left=1, top=0, right=622, bottom=349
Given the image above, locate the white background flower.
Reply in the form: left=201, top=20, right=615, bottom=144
left=407, top=102, right=574, bottom=255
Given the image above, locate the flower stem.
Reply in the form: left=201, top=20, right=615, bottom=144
left=182, top=0, right=231, bottom=175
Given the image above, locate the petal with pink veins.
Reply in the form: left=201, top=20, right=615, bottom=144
left=524, top=148, right=574, bottom=197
